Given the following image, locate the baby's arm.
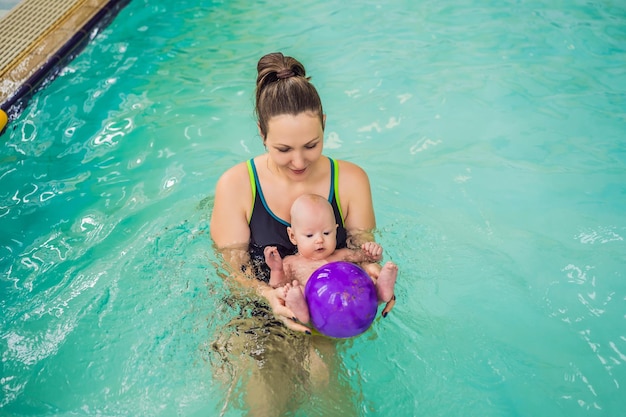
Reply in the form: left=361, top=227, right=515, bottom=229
left=360, top=242, right=383, bottom=261
left=264, top=246, right=287, bottom=288
left=334, top=242, right=383, bottom=264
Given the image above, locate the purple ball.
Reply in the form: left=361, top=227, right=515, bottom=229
left=304, top=261, right=378, bottom=338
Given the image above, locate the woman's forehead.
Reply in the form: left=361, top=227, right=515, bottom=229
left=265, top=113, right=323, bottom=143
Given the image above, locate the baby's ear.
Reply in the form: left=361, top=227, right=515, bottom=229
left=287, top=227, right=297, bottom=245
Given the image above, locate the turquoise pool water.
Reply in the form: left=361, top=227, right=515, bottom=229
left=0, top=0, right=20, bottom=16
left=2, top=0, right=626, bottom=415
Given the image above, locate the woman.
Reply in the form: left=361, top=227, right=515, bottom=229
left=210, top=52, right=391, bottom=334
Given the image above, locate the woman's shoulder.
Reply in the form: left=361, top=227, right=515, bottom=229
left=334, top=158, right=370, bottom=181
left=212, top=159, right=255, bottom=229
left=217, top=160, right=251, bottom=187
left=333, top=157, right=373, bottom=219
left=214, top=160, right=254, bottom=211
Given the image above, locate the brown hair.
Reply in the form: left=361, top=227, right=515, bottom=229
left=255, top=52, right=324, bottom=139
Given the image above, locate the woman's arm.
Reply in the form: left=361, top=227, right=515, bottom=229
left=210, top=163, right=252, bottom=261
left=210, top=163, right=310, bottom=332
left=338, top=161, right=376, bottom=247
left=338, top=160, right=396, bottom=317
left=333, top=242, right=383, bottom=264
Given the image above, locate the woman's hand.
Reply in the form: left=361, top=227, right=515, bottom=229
left=260, top=285, right=312, bottom=334
left=381, top=294, right=396, bottom=317
left=214, top=246, right=310, bottom=333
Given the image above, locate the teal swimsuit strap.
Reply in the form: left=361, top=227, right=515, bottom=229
left=328, top=157, right=345, bottom=224
left=247, top=159, right=289, bottom=226
left=247, top=157, right=345, bottom=225
left=246, top=159, right=256, bottom=223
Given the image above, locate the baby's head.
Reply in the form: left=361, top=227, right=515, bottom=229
left=288, top=194, right=338, bottom=260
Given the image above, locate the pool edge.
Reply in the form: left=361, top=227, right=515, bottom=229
left=0, top=0, right=132, bottom=136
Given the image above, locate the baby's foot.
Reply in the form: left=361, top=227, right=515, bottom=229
left=376, top=261, right=397, bottom=302
left=285, top=281, right=310, bottom=324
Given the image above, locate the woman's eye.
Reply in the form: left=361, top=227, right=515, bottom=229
left=277, top=148, right=290, bottom=153
left=305, top=143, right=318, bottom=149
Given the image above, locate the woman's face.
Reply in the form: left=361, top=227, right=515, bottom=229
left=263, top=112, right=325, bottom=180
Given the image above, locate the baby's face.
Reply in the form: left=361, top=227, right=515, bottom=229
left=290, top=207, right=337, bottom=260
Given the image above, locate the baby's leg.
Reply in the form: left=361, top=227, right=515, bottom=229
left=376, top=262, right=397, bottom=302
left=285, top=280, right=310, bottom=324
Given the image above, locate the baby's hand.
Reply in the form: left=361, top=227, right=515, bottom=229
left=361, top=242, right=383, bottom=261
left=264, top=246, right=284, bottom=271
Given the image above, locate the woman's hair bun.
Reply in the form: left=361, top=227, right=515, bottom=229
left=254, top=52, right=323, bottom=138
left=257, top=52, right=306, bottom=86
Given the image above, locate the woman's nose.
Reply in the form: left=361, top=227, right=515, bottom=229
left=292, top=151, right=305, bottom=168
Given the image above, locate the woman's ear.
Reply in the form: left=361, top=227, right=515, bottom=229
left=322, top=114, right=326, bottom=130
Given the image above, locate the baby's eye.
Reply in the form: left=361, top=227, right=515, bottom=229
left=323, top=231, right=331, bottom=236
left=306, top=234, right=313, bottom=238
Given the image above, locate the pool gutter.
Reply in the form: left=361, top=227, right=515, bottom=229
left=0, top=0, right=131, bottom=136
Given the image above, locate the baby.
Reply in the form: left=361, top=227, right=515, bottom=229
left=264, top=193, right=397, bottom=324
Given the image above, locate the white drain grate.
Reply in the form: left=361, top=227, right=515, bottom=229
left=0, top=0, right=81, bottom=75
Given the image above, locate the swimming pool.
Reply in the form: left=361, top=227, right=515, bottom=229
left=1, top=0, right=625, bottom=415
